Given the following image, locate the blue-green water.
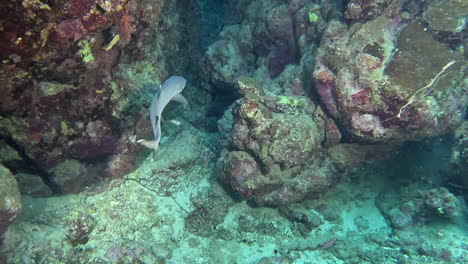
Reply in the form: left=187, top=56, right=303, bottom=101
left=0, top=0, right=466, bottom=263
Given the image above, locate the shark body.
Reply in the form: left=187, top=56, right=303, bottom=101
left=138, top=76, right=187, bottom=160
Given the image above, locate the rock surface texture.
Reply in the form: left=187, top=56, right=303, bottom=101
left=0, top=164, right=21, bottom=245
left=212, top=0, right=466, bottom=204
left=314, top=0, right=466, bottom=142
left=0, top=0, right=200, bottom=192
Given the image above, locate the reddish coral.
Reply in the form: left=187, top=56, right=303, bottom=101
left=323, top=117, right=341, bottom=147
left=67, top=0, right=95, bottom=18
left=315, top=69, right=339, bottom=117
left=82, top=11, right=110, bottom=31
left=55, top=18, right=85, bottom=43
left=119, top=15, right=136, bottom=44
left=0, top=24, right=40, bottom=57
left=218, top=151, right=263, bottom=199
left=314, top=6, right=465, bottom=142
left=351, top=87, right=371, bottom=105
left=95, top=48, right=119, bottom=74
left=317, top=69, right=333, bottom=84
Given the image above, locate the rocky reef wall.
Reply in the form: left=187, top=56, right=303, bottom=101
left=0, top=0, right=201, bottom=194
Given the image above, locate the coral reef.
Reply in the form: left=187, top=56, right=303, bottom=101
left=345, top=0, right=391, bottom=21
left=200, top=0, right=331, bottom=93
left=0, top=0, right=201, bottom=193
left=379, top=185, right=463, bottom=231
left=313, top=1, right=466, bottom=143
left=217, top=76, right=389, bottom=205
left=0, top=0, right=467, bottom=262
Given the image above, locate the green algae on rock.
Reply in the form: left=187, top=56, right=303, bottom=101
left=237, top=76, right=265, bottom=101
left=422, top=0, right=468, bottom=33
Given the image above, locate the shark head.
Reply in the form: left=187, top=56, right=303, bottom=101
left=164, top=76, right=186, bottom=94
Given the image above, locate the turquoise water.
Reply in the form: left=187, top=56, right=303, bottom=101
left=0, top=0, right=466, bottom=263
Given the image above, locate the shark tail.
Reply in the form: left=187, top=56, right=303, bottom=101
left=137, top=139, right=160, bottom=161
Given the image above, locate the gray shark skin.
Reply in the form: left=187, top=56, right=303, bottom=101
left=138, top=76, right=187, bottom=160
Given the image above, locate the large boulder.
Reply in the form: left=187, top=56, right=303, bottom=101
left=313, top=0, right=466, bottom=143
left=217, top=77, right=344, bottom=205
left=200, top=0, right=331, bottom=93
left=0, top=164, right=22, bottom=245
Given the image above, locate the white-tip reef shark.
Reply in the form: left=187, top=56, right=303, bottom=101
left=137, top=76, right=187, bottom=160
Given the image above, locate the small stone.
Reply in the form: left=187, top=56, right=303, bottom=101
left=237, top=76, right=265, bottom=101
left=49, top=159, right=87, bottom=193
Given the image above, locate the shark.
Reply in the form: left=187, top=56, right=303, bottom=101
left=137, top=76, right=187, bottom=160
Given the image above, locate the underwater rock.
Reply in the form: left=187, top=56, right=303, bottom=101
left=423, top=187, right=461, bottom=218
left=218, top=75, right=405, bottom=205
left=327, top=143, right=397, bottom=167
left=378, top=185, right=464, bottom=232
left=201, top=39, right=250, bottom=90
left=0, top=164, right=22, bottom=245
left=49, top=159, right=87, bottom=194
left=345, top=0, right=391, bottom=21
left=268, top=41, right=296, bottom=78
left=218, top=79, right=344, bottom=205
left=0, top=139, right=26, bottom=170
left=258, top=256, right=292, bottom=264
left=278, top=204, right=323, bottom=230
left=14, top=172, right=53, bottom=197
left=314, top=1, right=466, bottom=143
left=421, top=0, right=468, bottom=34
left=200, top=0, right=330, bottom=92
left=66, top=215, right=94, bottom=246
left=266, top=4, right=294, bottom=41
left=450, top=122, right=468, bottom=190
left=185, top=192, right=232, bottom=238
left=0, top=0, right=200, bottom=188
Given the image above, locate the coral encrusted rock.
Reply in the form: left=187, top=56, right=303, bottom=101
left=0, top=164, right=22, bottom=245
left=314, top=1, right=466, bottom=143
left=0, top=0, right=200, bottom=188
left=218, top=77, right=342, bottom=205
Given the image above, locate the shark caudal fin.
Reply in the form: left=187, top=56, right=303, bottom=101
left=137, top=139, right=160, bottom=161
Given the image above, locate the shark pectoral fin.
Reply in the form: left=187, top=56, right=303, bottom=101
left=137, top=139, right=160, bottom=151
left=172, top=94, right=188, bottom=106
